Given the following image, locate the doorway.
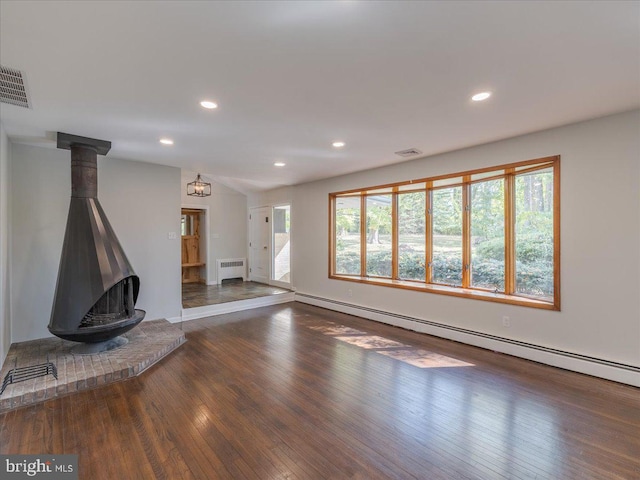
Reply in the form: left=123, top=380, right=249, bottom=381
left=181, top=208, right=206, bottom=284
left=272, top=204, right=291, bottom=287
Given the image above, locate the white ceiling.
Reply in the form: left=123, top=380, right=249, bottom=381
left=1, top=1, right=639, bottom=192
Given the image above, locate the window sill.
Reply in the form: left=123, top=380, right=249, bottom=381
left=329, top=275, right=559, bottom=311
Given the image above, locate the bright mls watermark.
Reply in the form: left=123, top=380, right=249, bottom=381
left=1, top=455, right=77, bottom=479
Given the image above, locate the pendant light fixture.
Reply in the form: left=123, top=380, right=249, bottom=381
left=187, top=173, right=212, bottom=197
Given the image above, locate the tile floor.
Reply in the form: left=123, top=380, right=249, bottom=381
left=182, top=279, right=291, bottom=309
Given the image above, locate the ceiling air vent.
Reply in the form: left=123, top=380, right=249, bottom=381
left=395, top=148, right=422, bottom=158
left=0, top=66, right=30, bottom=108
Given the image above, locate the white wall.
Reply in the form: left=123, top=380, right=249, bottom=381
left=290, top=110, right=640, bottom=375
left=10, top=143, right=182, bottom=342
left=247, top=186, right=293, bottom=209
left=181, top=170, right=247, bottom=284
left=0, top=124, right=10, bottom=363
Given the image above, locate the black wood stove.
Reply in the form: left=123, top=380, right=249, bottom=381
left=48, top=133, right=145, bottom=351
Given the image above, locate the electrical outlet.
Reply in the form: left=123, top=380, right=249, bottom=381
left=167, top=232, right=177, bottom=240
left=502, top=316, right=510, bottom=327
left=348, top=289, right=353, bottom=297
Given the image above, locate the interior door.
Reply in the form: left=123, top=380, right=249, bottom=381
left=249, top=206, right=270, bottom=283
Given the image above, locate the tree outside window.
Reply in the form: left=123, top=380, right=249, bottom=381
left=330, top=156, right=559, bottom=310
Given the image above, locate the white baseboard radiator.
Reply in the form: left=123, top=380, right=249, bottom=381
left=216, top=258, right=246, bottom=284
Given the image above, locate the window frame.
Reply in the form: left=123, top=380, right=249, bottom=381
left=468, top=175, right=506, bottom=293
left=364, top=193, right=394, bottom=279
left=329, top=155, right=560, bottom=310
left=396, top=189, right=427, bottom=283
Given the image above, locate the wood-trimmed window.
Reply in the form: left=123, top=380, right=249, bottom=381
left=329, top=155, right=560, bottom=310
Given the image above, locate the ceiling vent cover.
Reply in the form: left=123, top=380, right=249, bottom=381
left=0, top=66, right=30, bottom=108
left=395, top=148, right=422, bottom=158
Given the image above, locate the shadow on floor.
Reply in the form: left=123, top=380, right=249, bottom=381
left=182, top=279, right=291, bottom=309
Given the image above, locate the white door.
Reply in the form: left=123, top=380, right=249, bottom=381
left=249, top=207, right=270, bottom=283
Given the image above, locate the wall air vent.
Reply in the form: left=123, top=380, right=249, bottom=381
left=0, top=66, right=30, bottom=108
left=395, top=148, right=422, bottom=158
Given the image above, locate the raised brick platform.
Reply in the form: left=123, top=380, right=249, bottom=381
left=0, top=319, right=186, bottom=412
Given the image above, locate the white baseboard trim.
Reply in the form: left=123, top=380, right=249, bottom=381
left=181, top=292, right=295, bottom=322
left=166, top=316, right=183, bottom=324
left=294, top=293, right=640, bottom=387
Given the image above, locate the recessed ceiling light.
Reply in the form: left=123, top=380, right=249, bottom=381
left=471, top=92, right=492, bottom=102
left=159, top=138, right=174, bottom=145
left=200, top=100, right=218, bottom=109
left=274, top=162, right=286, bottom=167
left=332, top=141, right=345, bottom=148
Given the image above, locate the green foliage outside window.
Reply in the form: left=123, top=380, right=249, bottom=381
left=331, top=157, right=558, bottom=307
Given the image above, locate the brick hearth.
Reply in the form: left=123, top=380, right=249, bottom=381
left=0, top=319, right=185, bottom=412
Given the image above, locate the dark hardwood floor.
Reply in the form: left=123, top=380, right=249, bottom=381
left=1, top=302, right=639, bottom=479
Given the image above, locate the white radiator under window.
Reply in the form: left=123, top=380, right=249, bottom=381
left=216, top=258, right=246, bottom=284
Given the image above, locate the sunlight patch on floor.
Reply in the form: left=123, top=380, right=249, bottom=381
left=378, top=349, right=474, bottom=368
left=305, top=321, right=474, bottom=369
left=307, top=325, right=366, bottom=335
left=334, top=335, right=409, bottom=349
